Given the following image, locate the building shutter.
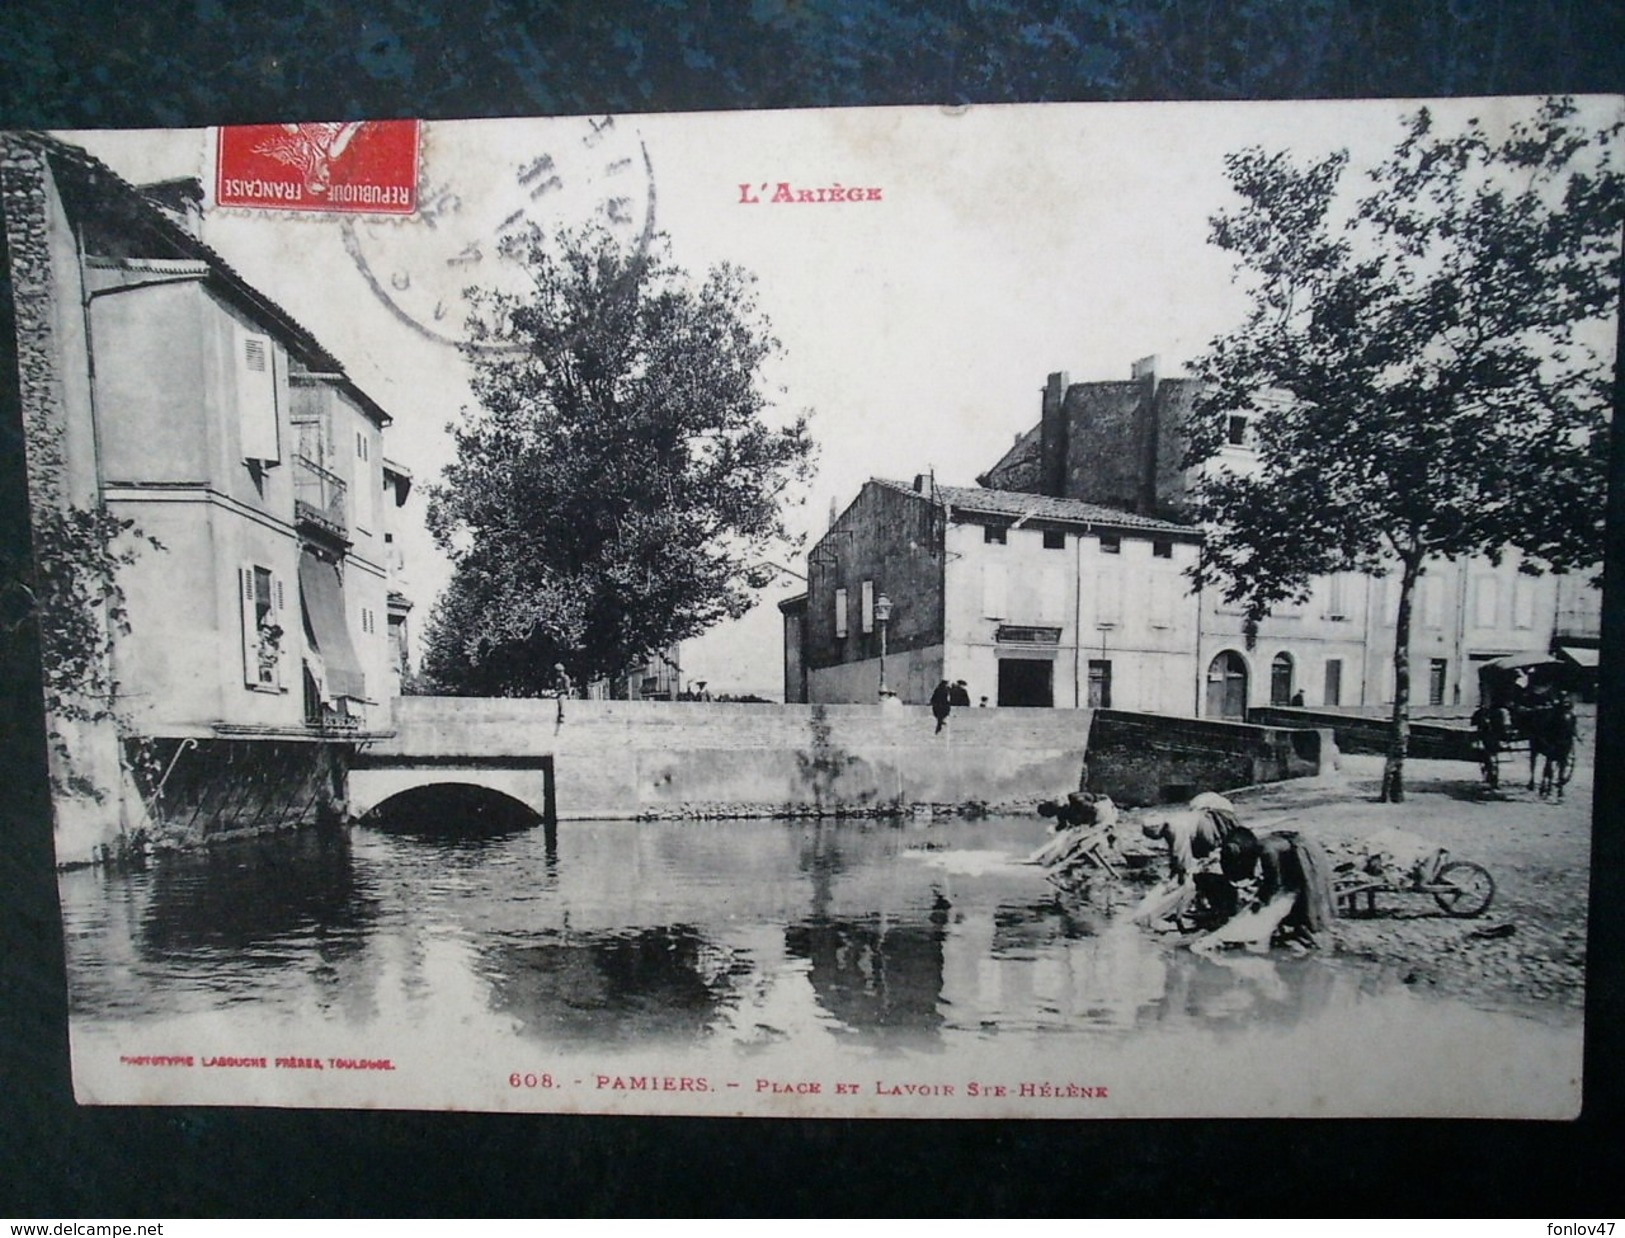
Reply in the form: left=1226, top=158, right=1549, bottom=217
left=861, top=580, right=874, bottom=634
left=1149, top=573, right=1174, bottom=629
left=236, top=329, right=281, bottom=464
left=982, top=563, right=1007, bottom=619
left=1422, top=575, right=1444, bottom=629
left=238, top=564, right=260, bottom=686
left=834, top=588, right=848, bottom=639
left=1095, top=570, right=1122, bottom=627
left=1513, top=576, right=1536, bottom=629
left=273, top=571, right=290, bottom=689
left=353, top=430, right=375, bottom=532
left=1038, top=568, right=1066, bottom=623
left=1326, top=573, right=1348, bottom=619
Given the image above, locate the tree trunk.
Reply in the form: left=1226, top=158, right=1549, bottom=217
left=1381, top=552, right=1423, bottom=803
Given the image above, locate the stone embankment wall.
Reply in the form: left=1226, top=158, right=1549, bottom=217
left=381, top=697, right=1094, bottom=819
left=1086, top=709, right=1332, bottom=807
left=1246, top=706, right=1477, bottom=761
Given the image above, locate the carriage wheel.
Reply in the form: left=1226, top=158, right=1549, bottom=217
left=1432, top=861, right=1495, bottom=918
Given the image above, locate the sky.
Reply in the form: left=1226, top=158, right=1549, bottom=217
left=65, top=95, right=1621, bottom=696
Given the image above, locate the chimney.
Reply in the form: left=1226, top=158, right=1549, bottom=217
left=1131, top=354, right=1159, bottom=381
left=913, top=473, right=927, bottom=493
left=1039, top=371, right=1069, bottom=498
left=140, top=177, right=205, bottom=238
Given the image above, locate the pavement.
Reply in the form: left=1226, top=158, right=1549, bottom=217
left=1207, top=742, right=1593, bottom=1027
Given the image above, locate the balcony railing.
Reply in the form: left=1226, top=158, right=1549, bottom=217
left=294, top=454, right=348, bottom=542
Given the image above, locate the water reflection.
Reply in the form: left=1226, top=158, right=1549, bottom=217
left=785, top=895, right=951, bottom=1045
left=137, top=827, right=375, bottom=963
left=484, top=926, right=752, bottom=1044
left=56, top=813, right=1502, bottom=1060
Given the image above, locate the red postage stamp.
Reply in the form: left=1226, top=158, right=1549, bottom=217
left=216, top=120, right=420, bottom=214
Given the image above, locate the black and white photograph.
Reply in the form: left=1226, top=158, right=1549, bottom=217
left=7, top=95, right=1616, bottom=1120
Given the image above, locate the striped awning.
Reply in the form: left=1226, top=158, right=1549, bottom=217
left=298, top=550, right=367, bottom=701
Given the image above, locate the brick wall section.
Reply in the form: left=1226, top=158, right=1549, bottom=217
left=1247, top=707, right=1477, bottom=761
left=1086, top=708, right=1330, bottom=806
left=1059, top=380, right=1152, bottom=510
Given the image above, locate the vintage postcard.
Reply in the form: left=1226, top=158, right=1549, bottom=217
left=7, top=97, right=1614, bottom=1118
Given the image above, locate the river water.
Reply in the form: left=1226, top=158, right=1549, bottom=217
left=57, top=814, right=1583, bottom=1118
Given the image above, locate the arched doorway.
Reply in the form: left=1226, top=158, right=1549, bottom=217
left=1206, top=650, right=1249, bottom=719
left=1270, top=652, right=1295, bottom=706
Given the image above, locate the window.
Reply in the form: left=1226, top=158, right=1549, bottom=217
left=353, top=428, right=375, bottom=532
left=833, top=588, right=848, bottom=639
left=1153, top=540, right=1173, bottom=559
left=1042, top=529, right=1066, bottom=550
left=1227, top=415, right=1248, bottom=446
left=1149, top=573, right=1175, bottom=629
left=1513, top=576, right=1537, bottom=629
left=1421, top=575, right=1445, bottom=629
left=1326, top=573, right=1350, bottom=620
left=236, top=329, right=280, bottom=465
left=1038, top=568, right=1067, bottom=623
left=1323, top=658, right=1343, bottom=707
left=860, top=580, right=874, bottom=634
left=1098, top=534, right=1121, bottom=554
left=1472, top=575, right=1498, bottom=627
left=1087, top=660, right=1112, bottom=709
left=983, top=525, right=1007, bottom=545
left=239, top=562, right=287, bottom=690
left=1094, top=570, right=1122, bottom=627
left=1429, top=658, right=1449, bottom=707
left=982, top=564, right=1008, bottom=619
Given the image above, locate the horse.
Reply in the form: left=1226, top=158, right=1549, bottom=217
left=1512, top=701, right=1578, bottom=800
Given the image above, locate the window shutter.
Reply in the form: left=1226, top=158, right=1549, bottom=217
left=1149, top=573, right=1173, bottom=629
left=273, top=571, right=291, bottom=689
left=982, top=564, right=1007, bottom=619
left=834, top=588, right=848, bottom=639
left=236, top=330, right=280, bottom=464
left=239, top=565, right=260, bottom=686
left=860, top=580, right=874, bottom=634
left=1038, top=568, right=1066, bottom=623
left=1326, top=573, right=1348, bottom=619
left=353, top=431, right=375, bottom=532
left=1095, top=570, right=1122, bottom=627
left=1513, top=577, right=1536, bottom=628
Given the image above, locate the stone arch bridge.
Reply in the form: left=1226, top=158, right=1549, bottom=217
left=351, top=695, right=1100, bottom=825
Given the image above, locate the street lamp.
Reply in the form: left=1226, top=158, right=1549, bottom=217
left=874, top=593, right=893, bottom=699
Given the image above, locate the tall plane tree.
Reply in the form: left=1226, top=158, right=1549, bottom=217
left=1185, top=97, right=1620, bottom=801
left=422, top=225, right=814, bottom=694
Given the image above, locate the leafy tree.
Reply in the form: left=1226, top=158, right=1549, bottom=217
left=421, top=224, right=815, bottom=695
left=1185, top=97, right=1621, bottom=801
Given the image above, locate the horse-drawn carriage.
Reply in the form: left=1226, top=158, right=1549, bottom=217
left=1471, top=655, right=1580, bottom=797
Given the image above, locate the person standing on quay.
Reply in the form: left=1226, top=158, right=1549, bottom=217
left=930, top=678, right=953, bottom=734
left=550, top=662, right=573, bottom=728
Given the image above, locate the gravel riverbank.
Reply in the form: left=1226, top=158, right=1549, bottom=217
left=1220, top=748, right=1591, bottom=1026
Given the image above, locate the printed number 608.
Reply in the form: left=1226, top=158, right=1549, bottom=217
left=509, top=1072, right=556, bottom=1088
